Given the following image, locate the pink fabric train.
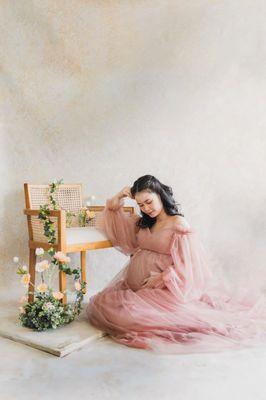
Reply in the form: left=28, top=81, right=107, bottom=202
left=86, top=198, right=266, bottom=354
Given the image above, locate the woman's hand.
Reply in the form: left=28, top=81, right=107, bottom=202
left=117, top=186, right=133, bottom=199
left=107, top=186, right=132, bottom=210
left=142, top=272, right=164, bottom=289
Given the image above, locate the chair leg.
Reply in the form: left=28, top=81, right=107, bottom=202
left=80, top=251, right=87, bottom=293
left=28, top=248, right=36, bottom=303
left=59, top=270, right=67, bottom=305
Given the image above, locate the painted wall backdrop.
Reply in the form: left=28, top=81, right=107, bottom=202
left=1, top=0, right=266, bottom=300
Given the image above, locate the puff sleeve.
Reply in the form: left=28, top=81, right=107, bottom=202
left=142, top=221, right=214, bottom=302
left=95, top=197, right=140, bottom=256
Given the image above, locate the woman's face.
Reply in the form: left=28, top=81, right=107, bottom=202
left=134, top=190, right=163, bottom=217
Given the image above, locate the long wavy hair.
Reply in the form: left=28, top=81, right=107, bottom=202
left=130, top=175, right=184, bottom=229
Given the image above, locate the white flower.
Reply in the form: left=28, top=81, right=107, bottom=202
left=54, top=252, right=71, bottom=263
left=22, top=265, right=28, bottom=271
left=21, top=274, right=31, bottom=286
left=52, top=291, right=64, bottom=300
left=74, top=281, right=82, bottom=291
left=37, top=283, right=47, bottom=293
left=43, top=302, right=55, bottom=311
left=35, top=260, right=50, bottom=272
left=35, top=248, right=44, bottom=256
left=13, top=257, right=19, bottom=263
left=19, top=295, right=28, bottom=304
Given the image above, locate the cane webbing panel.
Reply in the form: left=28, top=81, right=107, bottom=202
left=26, top=184, right=82, bottom=242
left=28, top=185, right=82, bottom=212
left=30, top=215, right=59, bottom=244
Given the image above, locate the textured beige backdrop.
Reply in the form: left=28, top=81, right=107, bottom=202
left=1, top=1, right=266, bottom=297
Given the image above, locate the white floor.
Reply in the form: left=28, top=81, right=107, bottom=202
left=1, top=290, right=266, bottom=400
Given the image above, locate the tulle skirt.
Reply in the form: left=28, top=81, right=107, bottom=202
left=86, top=238, right=266, bottom=354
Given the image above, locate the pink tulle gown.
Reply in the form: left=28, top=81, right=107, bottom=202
left=86, top=198, right=266, bottom=354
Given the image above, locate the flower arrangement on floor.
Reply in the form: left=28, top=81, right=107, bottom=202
left=14, top=179, right=87, bottom=331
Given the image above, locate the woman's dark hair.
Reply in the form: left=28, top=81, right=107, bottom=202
left=130, top=175, right=184, bottom=229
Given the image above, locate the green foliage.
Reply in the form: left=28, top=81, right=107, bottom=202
left=17, top=178, right=87, bottom=332
left=19, top=293, right=76, bottom=331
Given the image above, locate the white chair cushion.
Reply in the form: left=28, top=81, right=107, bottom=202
left=66, top=227, right=108, bottom=245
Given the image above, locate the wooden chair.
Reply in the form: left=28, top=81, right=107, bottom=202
left=24, top=183, right=135, bottom=304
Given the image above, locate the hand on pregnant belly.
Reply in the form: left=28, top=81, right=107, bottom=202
left=126, top=249, right=173, bottom=291
left=142, top=271, right=165, bottom=289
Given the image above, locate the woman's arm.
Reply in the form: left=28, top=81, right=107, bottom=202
left=96, top=186, right=139, bottom=256
left=106, top=186, right=133, bottom=210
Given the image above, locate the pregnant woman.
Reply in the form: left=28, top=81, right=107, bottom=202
left=86, top=175, right=266, bottom=353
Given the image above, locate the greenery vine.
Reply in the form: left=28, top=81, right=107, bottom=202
left=15, top=179, right=86, bottom=331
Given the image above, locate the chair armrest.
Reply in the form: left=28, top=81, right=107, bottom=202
left=23, top=209, right=65, bottom=217
left=23, top=208, right=66, bottom=251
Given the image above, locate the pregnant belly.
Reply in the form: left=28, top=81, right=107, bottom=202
left=126, top=249, right=172, bottom=291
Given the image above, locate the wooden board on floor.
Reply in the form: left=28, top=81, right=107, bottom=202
left=0, top=301, right=104, bottom=357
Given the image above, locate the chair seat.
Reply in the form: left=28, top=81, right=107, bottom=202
left=66, top=227, right=108, bottom=245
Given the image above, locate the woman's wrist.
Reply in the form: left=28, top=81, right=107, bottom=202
left=116, top=190, right=127, bottom=200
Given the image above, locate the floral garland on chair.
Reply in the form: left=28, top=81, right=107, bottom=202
left=14, top=179, right=86, bottom=331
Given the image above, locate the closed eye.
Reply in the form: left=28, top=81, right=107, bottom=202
left=138, top=200, right=152, bottom=207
